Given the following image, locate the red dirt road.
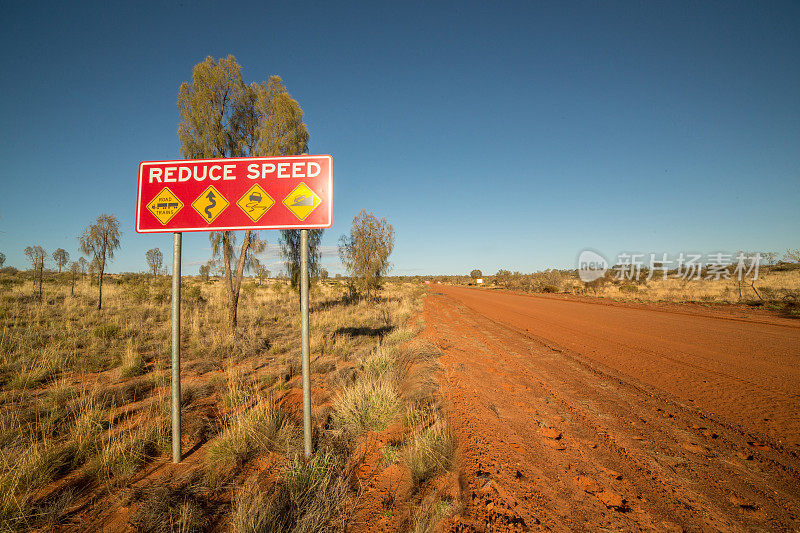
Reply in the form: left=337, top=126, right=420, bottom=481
left=424, top=286, right=800, bottom=531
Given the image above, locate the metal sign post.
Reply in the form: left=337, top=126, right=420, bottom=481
left=136, top=155, right=332, bottom=464
left=171, top=232, right=182, bottom=463
left=300, top=229, right=312, bottom=458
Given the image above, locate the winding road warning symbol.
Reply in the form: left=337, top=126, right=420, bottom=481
left=191, top=185, right=229, bottom=223
left=283, top=183, right=321, bottom=221
left=147, top=187, right=183, bottom=225
left=237, top=184, right=275, bottom=222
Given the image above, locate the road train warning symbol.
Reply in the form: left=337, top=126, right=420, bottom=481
left=283, top=183, right=321, bottom=221
left=237, top=184, right=275, bottom=222
left=146, top=187, right=183, bottom=225
left=191, top=185, right=229, bottom=223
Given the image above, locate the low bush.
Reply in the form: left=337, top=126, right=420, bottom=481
left=205, top=399, right=294, bottom=470
left=93, top=324, right=121, bottom=339
left=402, top=419, right=455, bottom=487
left=332, top=378, right=402, bottom=433
left=129, top=484, right=208, bottom=533
left=122, top=283, right=149, bottom=302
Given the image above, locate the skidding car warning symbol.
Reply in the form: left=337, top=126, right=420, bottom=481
left=237, top=184, right=275, bottom=222
left=283, top=183, right=321, bottom=221
left=191, top=185, right=229, bottom=223
left=146, top=187, right=184, bottom=225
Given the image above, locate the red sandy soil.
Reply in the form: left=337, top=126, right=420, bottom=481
left=425, top=285, right=800, bottom=531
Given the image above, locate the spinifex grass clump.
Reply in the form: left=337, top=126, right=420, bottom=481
left=402, top=419, right=455, bottom=486
left=331, top=378, right=402, bottom=433
left=205, top=397, right=296, bottom=470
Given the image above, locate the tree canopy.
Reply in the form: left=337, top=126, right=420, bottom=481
left=146, top=248, right=163, bottom=278
left=79, top=214, right=121, bottom=310
left=339, top=211, right=395, bottom=298
left=24, top=245, right=46, bottom=301
left=52, top=248, right=69, bottom=273
left=178, top=55, right=313, bottom=326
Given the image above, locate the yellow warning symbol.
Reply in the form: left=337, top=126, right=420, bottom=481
left=146, top=187, right=184, bottom=225
left=236, top=184, right=275, bottom=222
left=191, top=185, right=229, bottom=224
left=283, top=183, right=321, bottom=221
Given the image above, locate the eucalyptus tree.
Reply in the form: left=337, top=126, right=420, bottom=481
left=339, top=211, right=395, bottom=299
left=24, top=245, right=47, bottom=301
left=52, top=248, right=69, bottom=273
left=145, top=248, right=163, bottom=280
left=77, top=257, right=88, bottom=278
left=79, top=214, right=121, bottom=310
left=259, top=76, right=325, bottom=292
left=209, top=231, right=265, bottom=327
left=69, top=261, right=79, bottom=296
left=199, top=263, right=210, bottom=282
left=177, top=56, right=312, bottom=327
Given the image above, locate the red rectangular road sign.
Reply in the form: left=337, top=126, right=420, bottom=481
left=136, top=155, right=332, bottom=233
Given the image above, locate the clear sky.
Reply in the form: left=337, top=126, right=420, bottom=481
left=1, top=1, right=798, bottom=276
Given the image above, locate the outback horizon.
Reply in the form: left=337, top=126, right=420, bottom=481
left=1, top=2, right=799, bottom=532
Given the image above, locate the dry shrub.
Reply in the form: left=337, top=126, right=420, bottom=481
left=397, top=341, right=443, bottom=408
left=231, top=441, right=352, bottom=533
left=231, top=476, right=272, bottom=533
left=275, top=451, right=350, bottom=533
left=205, top=397, right=296, bottom=470
left=0, top=442, right=56, bottom=529
left=129, top=484, right=208, bottom=533
left=331, top=378, right=402, bottom=433
left=92, top=420, right=167, bottom=483
left=402, top=419, right=455, bottom=487
left=406, top=493, right=453, bottom=533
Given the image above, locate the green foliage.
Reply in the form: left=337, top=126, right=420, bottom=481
left=283, top=451, right=335, bottom=503
left=79, top=214, right=121, bottom=310
left=123, top=282, right=149, bottom=302
left=183, top=284, right=205, bottom=305
left=145, top=248, right=163, bottom=278
left=24, top=245, right=47, bottom=301
left=338, top=211, right=395, bottom=298
left=281, top=229, right=324, bottom=291
left=177, top=56, right=311, bottom=327
left=199, top=263, right=211, bottom=282
left=52, top=248, right=69, bottom=273
left=382, top=444, right=400, bottom=466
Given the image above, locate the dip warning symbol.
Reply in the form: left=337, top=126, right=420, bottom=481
left=191, top=185, right=229, bottom=223
left=237, top=184, right=275, bottom=222
left=146, top=187, right=183, bottom=225
left=283, top=183, right=321, bottom=221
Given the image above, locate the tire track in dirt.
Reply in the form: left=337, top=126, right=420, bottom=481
left=424, top=287, right=800, bottom=531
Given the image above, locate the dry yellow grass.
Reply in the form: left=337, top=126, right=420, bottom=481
left=583, top=268, right=800, bottom=305
left=0, top=272, right=432, bottom=530
left=488, top=266, right=800, bottom=311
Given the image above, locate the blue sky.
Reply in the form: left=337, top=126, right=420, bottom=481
left=1, top=1, right=798, bottom=275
